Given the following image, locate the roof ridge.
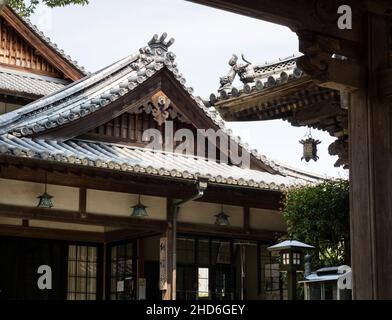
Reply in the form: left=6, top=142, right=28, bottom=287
left=255, top=53, right=302, bottom=68
left=0, top=33, right=322, bottom=182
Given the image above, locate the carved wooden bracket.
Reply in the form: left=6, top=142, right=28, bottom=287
left=297, top=30, right=366, bottom=92
left=297, top=51, right=365, bottom=92
left=151, top=91, right=171, bottom=126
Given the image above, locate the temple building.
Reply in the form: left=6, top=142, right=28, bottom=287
left=209, top=54, right=348, bottom=169
left=0, top=5, right=322, bottom=300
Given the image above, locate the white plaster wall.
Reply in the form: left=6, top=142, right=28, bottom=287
left=86, top=189, right=166, bottom=220
left=0, top=178, right=79, bottom=211
left=177, top=201, right=243, bottom=227
left=250, top=208, right=287, bottom=232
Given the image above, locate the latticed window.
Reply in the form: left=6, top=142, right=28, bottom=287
left=260, top=245, right=285, bottom=299
left=109, top=242, right=137, bottom=300
left=67, top=245, right=98, bottom=300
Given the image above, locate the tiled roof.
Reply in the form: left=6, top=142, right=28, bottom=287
left=0, top=135, right=319, bottom=190
left=0, top=69, right=68, bottom=97
left=209, top=54, right=306, bottom=105
left=0, top=33, right=324, bottom=189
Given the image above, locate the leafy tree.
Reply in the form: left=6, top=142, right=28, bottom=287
left=4, top=0, right=89, bottom=16
left=282, top=179, right=350, bottom=268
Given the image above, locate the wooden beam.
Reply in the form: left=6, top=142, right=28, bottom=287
left=0, top=203, right=167, bottom=232
left=0, top=224, right=104, bottom=243
left=104, top=229, right=160, bottom=243
left=187, top=0, right=365, bottom=46
left=177, top=221, right=278, bottom=241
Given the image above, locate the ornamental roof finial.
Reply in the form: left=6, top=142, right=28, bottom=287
left=148, top=32, right=175, bottom=53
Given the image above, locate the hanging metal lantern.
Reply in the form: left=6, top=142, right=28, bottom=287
left=37, top=192, right=54, bottom=208
left=37, top=175, right=54, bottom=208
left=300, top=129, right=321, bottom=162
left=215, top=205, right=230, bottom=226
left=131, top=195, right=148, bottom=218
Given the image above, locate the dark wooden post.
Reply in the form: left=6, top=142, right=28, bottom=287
left=287, top=264, right=297, bottom=300
left=349, top=13, right=392, bottom=299
left=163, top=198, right=174, bottom=300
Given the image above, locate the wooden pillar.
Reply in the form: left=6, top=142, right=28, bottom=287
left=349, top=12, right=392, bottom=299
left=162, top=199, right=174, bottom=300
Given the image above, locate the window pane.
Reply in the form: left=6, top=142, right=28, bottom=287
left=198, top=268, right=209, bottom=298
left=78, top=246, right=87, bottom=261
left=87, top=293, right=96, bottom=301
left=88, top=247, right=97, bottom=262
left=68, top=260, right=76, bottom=276
left=111, top=246, right=117, bottom=261
left=111, top=262, right=117, bottom=276
left=118, top=260, right=125, bottom=275
left=118, top=245, right=126, bottom=259
left=76, top=293, right=86, bottom=301
left=76, top=278, right=87, bottom=293
left=67, top=277, right=76, bottom=292
left=88, top=262, right=97, bottom=278
left=198, top=239, right=209, bottom=266
left=126, top=243, right=133, bottom=258
left=77, top=261, right=87, bottom=277
left=177, top=238, right=195, bottom=264
left=87, top=278, right=96, bottom=293
left=69, top=246, right=77, bottom=260
left=125, top=259, right=133, bottom=275
left=67, top=245, right=98, bottom=301
left=67, top=292, right=75, bottom=300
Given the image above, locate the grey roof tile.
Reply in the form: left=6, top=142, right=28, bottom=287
left=0, top=70, right=67, bottom=97
left=0, top=135, right=319, bottom=190
left=0, top=33, right=325, bottom=186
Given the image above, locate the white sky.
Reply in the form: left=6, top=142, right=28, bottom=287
left=30, top=0, right=347, bottom=178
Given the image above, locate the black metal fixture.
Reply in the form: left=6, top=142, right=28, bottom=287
left=37, top=174, right=54, bottom=208
left=268, top=240, right=314, bottom=300
left=215, top=204, right=230, bottom=226
left=131, top=195, right=148, bottom=217
left=300, top=128, right=321, bottom=162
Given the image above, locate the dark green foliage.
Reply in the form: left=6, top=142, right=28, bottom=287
left=283, top=179, right=350, bottom=267
left=5, top=0, right=89, bottom=16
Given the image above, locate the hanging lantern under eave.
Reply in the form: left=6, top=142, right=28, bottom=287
left=131, top=195, right=148, bottom=218
left=215, top=212, right=230, bottom=226
left=300, top=138, right=321, bottom=162
left=37, top=192, right=54, bottom=209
